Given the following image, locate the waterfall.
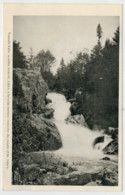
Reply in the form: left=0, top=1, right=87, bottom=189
left=47, top=92, right=112, bottom=159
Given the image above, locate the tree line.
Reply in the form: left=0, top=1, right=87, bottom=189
left=54, top=25, right=119, bottom=129
left=13, top=24, right=119, bottom=129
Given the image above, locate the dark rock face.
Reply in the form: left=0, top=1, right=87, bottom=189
left=70, top=102, right=82, bottom=115
left=13, top=68, right=48, bottom=113
left=13, top=68, right=62, bottom=151
left=30, top=114, right=62, bottom=150
left=69, top=89, right=83, bottom=115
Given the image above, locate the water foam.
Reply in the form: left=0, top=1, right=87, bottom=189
left=47, top=93, right=112, bottom=159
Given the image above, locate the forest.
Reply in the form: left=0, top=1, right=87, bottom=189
left=13, top=24, right=119, bottom=130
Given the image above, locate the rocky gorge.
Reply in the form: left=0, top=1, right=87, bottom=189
left=13, top=68, right=118, bottom=186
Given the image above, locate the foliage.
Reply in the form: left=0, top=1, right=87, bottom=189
left=12, top=112, right=40, bottom=183
left=42, top=70, right=56, bottom=90
left=28, top=47, right=35, bottom=69
left=54, top=25, right=119, bottom=129
left=34, top=50, right=55, bottom=72
left=34, top=50, right=56, bottom=88
left=96, top=23, right=103, bottom=41
left=13, top=71, right=24, bottom=97
left=13, top=40, right=28, bottom=68
left=54, top=52, right=89, bottom=99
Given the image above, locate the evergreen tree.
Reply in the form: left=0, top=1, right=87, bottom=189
left=96, top=23, right=103, bottom=43
left=28, top=47, right=35, bottom=69
left=113, top=26, right=119, bottom=46
left=60, top=58, right=65, bottom=68
left=53, top=26, right=119, bottom=129
left=13, top=40, right=27, bottom=69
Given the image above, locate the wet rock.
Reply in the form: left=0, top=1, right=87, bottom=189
left=65, top=114, right=88, bottom=127
left=44, top=108, right=54, bottom=119
left=93, top=136, right=104, bottom=148
left=103, top=127, right=118, bottom=155
left=40, top=107, right=54, bottom=119
left=45, top=97, right=52, bottom=104
left=103, top=139, right=118, bottom=155
left=101, top=157, right=110, bottom=161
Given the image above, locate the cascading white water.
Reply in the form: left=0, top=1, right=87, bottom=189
left=47, top=92, right=112, bottom=159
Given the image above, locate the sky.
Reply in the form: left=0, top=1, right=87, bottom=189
left=13, top=16, right=119, bottom=73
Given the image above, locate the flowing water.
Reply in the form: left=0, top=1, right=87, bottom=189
left=47, top=92, right=112, bottom=159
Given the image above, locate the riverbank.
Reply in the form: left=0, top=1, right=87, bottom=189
left=13, top=151, right=118, bottom=185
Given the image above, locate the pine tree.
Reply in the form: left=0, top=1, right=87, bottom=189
left=113, top=26, right=119, bottom=46
left=96, top=23, right=103, bottom=43
left=13, top=41, right=27, bottom=69
left=60, top=58, right=65, bottom=68
left=28, top=47, right=34, bottom=69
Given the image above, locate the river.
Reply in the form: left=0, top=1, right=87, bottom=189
left=47, top=92, right=113, bottom=160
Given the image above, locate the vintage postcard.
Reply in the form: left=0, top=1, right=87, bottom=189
left=2, top=4, right=122, bottom=191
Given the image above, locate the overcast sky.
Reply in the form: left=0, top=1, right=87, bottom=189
left=14, top=16, right=119, bottom=73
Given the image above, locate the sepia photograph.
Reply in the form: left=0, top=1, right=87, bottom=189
left=2, top=4, right=122, bottom=191
left=12, top=15, right=120, bottom=186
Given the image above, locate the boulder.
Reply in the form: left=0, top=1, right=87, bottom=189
left=40, top=107, right=54, bottom=118
left=53, top=171, right=91, bottom=185
left=93, top=136, right=104, bottom=148
left=75, top=88, right=83, bottom=102
left=103, top=139, right=118, bottom=155
left=44, top=109, right=54, bottom=119
left=45, top=97, right=52, bottom=104
left=70, top=102, right=82, bottom=115
left=41, top=107, right=54, bottom=119
left=85, top=182, right=99, bottom=186
left=13, top=68, right=48, bottom=113
left=30, top=114, right=62, bottom=150
left=103, top=127, right=118, bottom=155
left=65, top=114, right=88, bottom=127
left=101, top=157, right=110, bottom=161
left=104, top=127, right=118, bottom=139
left=19, top=164, right=40, bottom=182
left=101, top=168, right=118, bottom=186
